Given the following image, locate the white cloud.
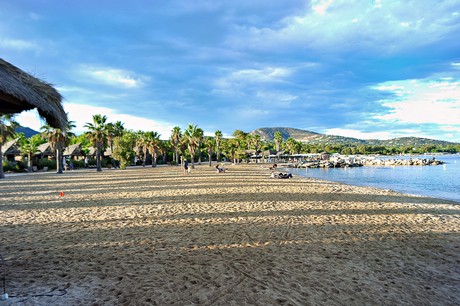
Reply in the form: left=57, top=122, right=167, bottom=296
left=215, top=66, right=293, bottom=88
left=373, top=79, right=460, bottom=125
left=0, top=37, right=39, bottom=51
left=312, top=0, right=334, bottom=15
left=16, top=103, right=176, bottom=140
left=80, top=65, right=146, bottom=88
left=322, top=128, right=395, bottom=140
left=227, top=1, right=460, bottom=54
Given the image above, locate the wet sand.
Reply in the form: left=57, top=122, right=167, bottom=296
left=1, top=164, right=459, bottom=305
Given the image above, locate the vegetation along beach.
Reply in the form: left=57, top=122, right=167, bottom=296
left=1, top=164, right=459, bottom=305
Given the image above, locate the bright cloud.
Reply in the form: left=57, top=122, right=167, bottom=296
left=227, top=1, right=460, bottom=54
left=373, top=79, right=460, bottom=125
left=16, top=103, right=176, bottom=140
left=323, top=128, right=395, bottom=140
left=0, top=37, right=39, bottom=51
left=215, top=66, right=293, bottom=88
left=81, top=66, right=146, bottom=88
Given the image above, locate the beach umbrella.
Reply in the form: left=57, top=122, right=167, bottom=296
left=0, top=58, right=67, bottom=130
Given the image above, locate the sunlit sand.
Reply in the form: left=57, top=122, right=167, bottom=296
left=1, top=164, right=459, bottom=305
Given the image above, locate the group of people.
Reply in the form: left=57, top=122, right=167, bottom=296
left=182, top=160, right=226, bottom=175
left=269, top=163, right=293, bottom=179
left=270, top=172, right=293, bottom=179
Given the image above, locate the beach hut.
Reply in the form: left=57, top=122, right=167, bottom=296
left=63, top=143, right=86, bottom=159
left=2, top=138, right=21, bottom=162
left=0, top=58, right=67, bottom=130
left=36, top=142, right=54, bottom=158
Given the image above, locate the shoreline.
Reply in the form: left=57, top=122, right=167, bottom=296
left=1, top=164, right=459, bottom=305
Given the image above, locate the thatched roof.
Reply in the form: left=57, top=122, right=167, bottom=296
left=2, top=138, right=20, bottom=155
left=37, top=142, right=53, bottom=155
left=63, top=143, right=85, bottom=156
left=0, top=58, right=67, bottom=130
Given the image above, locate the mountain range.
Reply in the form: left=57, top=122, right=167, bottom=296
left=251, top=127, right=459, bottom=147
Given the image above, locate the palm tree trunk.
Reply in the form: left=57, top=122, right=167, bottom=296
left=28, top=153, right=33, bottom=172
left=0, top=145, right=5, bottom=179
left=96, top=145, right=102, bottom=172
left=56, top=148, right=63, bottom=174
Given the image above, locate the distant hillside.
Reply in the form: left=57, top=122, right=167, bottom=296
left=251, top=127, right=459, bottom=147
left=15, top=126, right=40, bottom=138
left=252, top=127, right=321, bottom=142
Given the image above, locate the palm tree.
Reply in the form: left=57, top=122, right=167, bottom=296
left=274, top=131, right=283, bottom=152
left=196, top=127, right=204, bottom=165
left=84, top=114, right=109, bottom=172
left=136, top=131, right=149, bottom=166
left=232, top=130, right=248, bottom=149
left=146, top=131, right=161, bottom=167
left=214, top=130, right=223, bottom=162
left=41, top=119, right=75, bottom=174
left=107, top=120, right=125, bottom=167
left=0, top=114, right=18, bottom=179
left=170, top=126, right=181, bottom=165
left=41, top=125, right=66, bottom=174
left=251, top=134, right=261, bottom=163
left=183, top=124, right=200, bottom=169
left=204, top=136, right=215, bottom=166
left=19, top=135, right=42, bottom=172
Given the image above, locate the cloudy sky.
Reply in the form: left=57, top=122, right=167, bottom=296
left=2, top=0, right=460, bottom=142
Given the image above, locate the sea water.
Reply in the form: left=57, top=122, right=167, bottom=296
left=289, top=154, right=460, bottom=203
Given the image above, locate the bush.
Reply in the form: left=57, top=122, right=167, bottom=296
left=38, top=158, right=56, bottom=170
left=2, top=160, right=14, bottom=172
left=72, top=160, right=85, bottom=169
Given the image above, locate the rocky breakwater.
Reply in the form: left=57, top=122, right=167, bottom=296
left=363, top=157, right=444, bottom=166
left=290, top=157, right=444, bottom=168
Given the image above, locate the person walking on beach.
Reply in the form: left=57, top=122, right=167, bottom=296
left=184, top=160, right=189, bottom=175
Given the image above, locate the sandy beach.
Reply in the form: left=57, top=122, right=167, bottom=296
left=1, top=164, right=459, bottom=305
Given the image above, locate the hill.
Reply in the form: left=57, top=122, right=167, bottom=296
left=251, top=127, right=459, bottom=147
left=15, top=126, right=40, bottom=138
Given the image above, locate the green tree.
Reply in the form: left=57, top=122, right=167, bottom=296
left=170, top=126, right=182, bottom=165
left=274, top=131, right=283, bottom=152
left=183, top=124, right=201, bottom=168
left=204, top=136, right=215, bottom=166
left=0, top=115, right=19, bottom=179
left=107, top=120, right=125, bottom=167
left=146, top=131, right=161, bottom=167
left=214, top=130, right=223, bottom=162
left=84, top=114, right=109, bottom=172
left=19, top=134, right=42, bottom=172
left=112, top=131, right=136, bottom=169
left=41, top=124, right=66, bottom=174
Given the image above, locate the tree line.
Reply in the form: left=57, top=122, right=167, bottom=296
left=1, top=114, right=460, bottom=177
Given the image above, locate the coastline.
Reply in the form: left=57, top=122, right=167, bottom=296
left=1, top=164, right=459, bottom=305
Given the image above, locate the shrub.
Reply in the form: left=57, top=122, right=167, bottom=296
left=38, top=158, right=56, bottom=170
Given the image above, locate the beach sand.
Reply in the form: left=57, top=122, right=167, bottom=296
left=1, top=164, right=459, bottom=305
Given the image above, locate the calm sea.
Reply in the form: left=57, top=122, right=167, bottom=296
left=289, top=154, right=460, bottom=203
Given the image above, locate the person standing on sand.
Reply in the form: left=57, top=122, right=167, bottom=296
left=184, top=160, right=189, bottom=175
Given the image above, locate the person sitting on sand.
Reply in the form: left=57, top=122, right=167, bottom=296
left=269, top=163, right=278, bottom=170
left=216, top=165, right=225, bottom=173
left=270, top=172, right=292, bottom=179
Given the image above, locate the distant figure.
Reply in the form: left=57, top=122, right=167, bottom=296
left=184, top=160, right=189, bottom=175
left=84, top=156, right=88, bottom=168
left=69, top=162, right=74, bottom=171
left=270, top=172, right=292, bottom=179
left=269, top=163, right=278, bottom=170
left=216, top=165, right=225, bottom=173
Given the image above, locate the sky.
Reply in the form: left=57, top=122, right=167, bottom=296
left=1, top=0, right=460, bottom=142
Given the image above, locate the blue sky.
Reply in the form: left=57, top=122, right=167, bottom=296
left=1, top=0, right=460, bottom=142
